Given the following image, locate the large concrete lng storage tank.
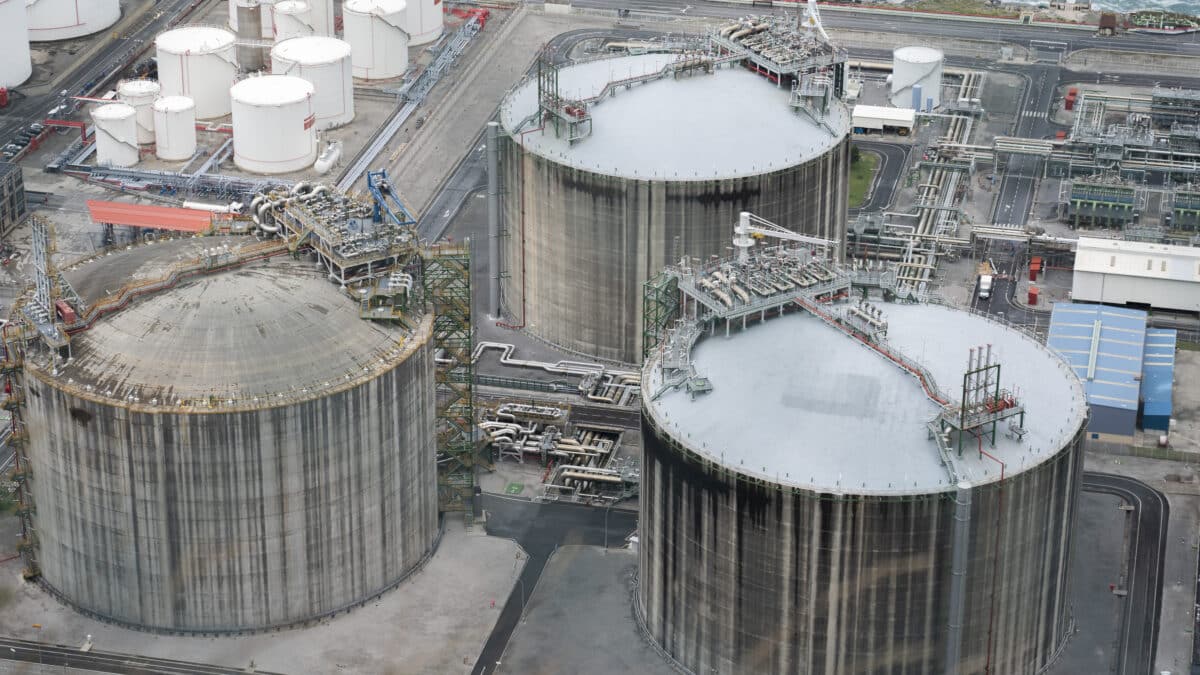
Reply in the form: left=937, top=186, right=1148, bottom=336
left=21, top=238, right=439, bottom=631
left=640, top=271, right=1088, bottom=673
left=499, top=41, right=850, bottom=364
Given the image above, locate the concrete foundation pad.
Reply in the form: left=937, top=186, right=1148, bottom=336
left=498, top=545, right=676, bottom=674
left=0, top=518, right=525, bottom=674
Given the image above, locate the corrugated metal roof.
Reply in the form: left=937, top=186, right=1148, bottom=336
left=1141, top=328, right=1176, bottom=420
left=86, top=200, right=213, bottom=233
left=1047, top=303, right=1146, bottom=411
left=1074, top=236, right=1200, bottom=283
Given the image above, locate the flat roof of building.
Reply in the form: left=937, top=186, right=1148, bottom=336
left=499, top=54, right=848, bottom=181
left=1075, top=236, right=1200, bottom=283
left=1142, top=328, right=1176, bottom=423
left=1047, top=303, right=1146, bottom=412
left=87, top=200, right=213, bottom=233
left=852, top=104, right=916, bottom=125
left=644, top=303, right=1086, bottom=494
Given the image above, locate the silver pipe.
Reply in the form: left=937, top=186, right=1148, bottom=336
left=944, top=481, right=973, bottom=674
left=486, top=121, right=501, bottom=319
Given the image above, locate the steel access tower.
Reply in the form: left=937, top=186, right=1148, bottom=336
left=424, top=243, right=477, bottom=518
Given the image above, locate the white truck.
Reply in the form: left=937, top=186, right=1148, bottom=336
left=978, top=274, right=994, bottom=300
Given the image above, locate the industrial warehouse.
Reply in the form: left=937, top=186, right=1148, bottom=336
left=0, top=0, right=1193, bottom=673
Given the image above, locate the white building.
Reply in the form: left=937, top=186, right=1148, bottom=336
left=1072, top=237, right=1200, bottom=313
left=851, top=105, right=915, bottom=134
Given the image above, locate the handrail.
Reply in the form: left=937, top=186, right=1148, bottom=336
left=67, top=240, right=288, bottom=334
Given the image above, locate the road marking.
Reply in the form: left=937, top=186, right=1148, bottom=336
left=1021, top=110, right=1047, bottom=119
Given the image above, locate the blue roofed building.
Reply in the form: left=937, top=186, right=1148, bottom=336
left=1048, top=303, right=1147, bottom=445
left=1140, top=328, right=1177, bottom=433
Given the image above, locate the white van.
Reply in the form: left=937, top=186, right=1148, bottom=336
left=978, top=274, right=994, bottom=300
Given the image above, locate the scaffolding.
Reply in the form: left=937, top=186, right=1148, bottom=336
left=424, top=244, right=476, bottom=518
left=2, top=323, right=36, bottom=579
left=1, top=215, right=79, bottom=580
left=641, top=272, right=679, bottom=362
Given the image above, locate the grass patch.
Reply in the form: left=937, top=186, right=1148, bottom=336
left=0, top=491, right=16, bottom=515
left=1179, top=341, right=1200, bottom=352
left=849, top=151, right=880, bottom=209
left=866, top=0, right=1019, bottom=18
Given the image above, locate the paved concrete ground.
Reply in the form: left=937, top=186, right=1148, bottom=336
left=496, top=545, right=675, bottom=675
left=1047, top=491, right=1126, bottom=675
left=1165, top=350, right=1200, bottom=455
left=504, top=519, right=1132, bottom=675
left=1085, top=452, right=1200, bottom=675
left=0, top=516, right=524, bottom=675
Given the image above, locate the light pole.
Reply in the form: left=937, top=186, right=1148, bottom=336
left=603, top=504, right=613, bottom=550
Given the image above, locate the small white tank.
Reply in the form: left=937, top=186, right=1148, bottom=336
left=271, top=37, right=354, bottom=129
left=0, top=0, right=31, bottom=88
left=229, top=0, right=276, bottom=39
left=92, top=103, right=139, bottom=168
left=153, top=96, right=197, bottom=162
left=270, top=0, right=314, bottom=41
left=403, top=0, right=443, bottom=46
left=26, top=0, right=119, bottom=42
left=231, top=75, right=317, bottom=174
left=891, top=46, right=944, bottom=109
left=156, top=27, right=238, bottom=119
left=117, top=79, right=161, bottom=145
left=307, top=0, right=334, bottom=36
left=343, top=0, right=409, bottom=81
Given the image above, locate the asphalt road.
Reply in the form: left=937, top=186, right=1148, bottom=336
left=0, top=0, right=202, bottom=146
left=970, top=240, right=1050, bottom=328
left=993, top=64, right=1058, bottom=228
left=850, top=140, right=908, bottom=214
left=0, top=636, right=283, bottom=675
left=576, top=0, right=1200, bottom=57
left=1080, top=473, right=1169, bottom=675
left=474, top=495, right=638, bottom=675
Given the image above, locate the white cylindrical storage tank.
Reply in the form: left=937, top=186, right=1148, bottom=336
left=153, top=95, right=197, bottom=162
left=307, top=0, right=334, bottom=36
left=270, top=0, right=314, bottom=41
left=271, top=37, right=354, bottom=129
left=344, top=0, right=409, bottom=81
left=0, top=0, right=31, bottom=88
left=26, top=0, right=120, bottom=42
left=92, top=103, right=139, bottom=168
left=231, top=75, right=317, bottom=174
left=229, top=0, right=275, bottom=39
left=156, top=27, right=238, bottom=120
left=403, top=0, right=442, bottom=46
left=890, top=46, right=944, bottom=109
left=117, top=79, right=161, bottom=145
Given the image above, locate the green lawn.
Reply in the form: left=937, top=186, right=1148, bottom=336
left=849, top=151, right=880, bottom=209
left=877, top=0, right=1020, bottom=18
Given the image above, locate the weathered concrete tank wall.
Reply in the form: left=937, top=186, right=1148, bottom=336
left=638, top=416, right=1084, bottom=674
left=499, top=133, right=850, bottom=364
left=23, top=319, right=438, bottom=632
